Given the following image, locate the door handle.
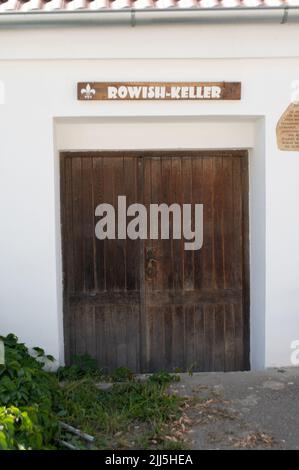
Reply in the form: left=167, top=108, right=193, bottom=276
left=145, top=247, right=158, bottom=280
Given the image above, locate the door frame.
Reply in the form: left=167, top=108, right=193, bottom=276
left=59, top=149, right=250, bottom=371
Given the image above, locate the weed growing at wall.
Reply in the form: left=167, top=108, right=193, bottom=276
left=0, top=334, right=187, bottom=450
left=60, top=375, right=184, bottom=449
left=0, top=334, right=61, bottom=449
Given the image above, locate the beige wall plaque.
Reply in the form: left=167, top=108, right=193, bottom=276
left=277, top=102, right=299, bottom=151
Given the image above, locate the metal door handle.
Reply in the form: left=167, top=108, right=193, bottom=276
left=145, top=247, right=158, bottom=279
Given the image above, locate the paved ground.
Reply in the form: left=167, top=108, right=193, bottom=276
left=168, top=368, right=299, bottom=450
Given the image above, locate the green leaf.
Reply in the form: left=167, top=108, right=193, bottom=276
left=32, top=347, right=45, bottom=357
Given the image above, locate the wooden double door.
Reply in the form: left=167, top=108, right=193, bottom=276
left=60, top=150, right=249, bottom=372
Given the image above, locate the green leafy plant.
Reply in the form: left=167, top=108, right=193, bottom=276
left=147, top=371, right=180, bottom=385
left=0, top=334, right=60, bottom=408
left=0, top=334, right=61, bottom=449
left=57, top=354, right=103, bottom=381
left=0, top=336, right=188, bottom=450
left=110, top=367, right=134, bottom=383
left=0, top=405, right=58, bottom=450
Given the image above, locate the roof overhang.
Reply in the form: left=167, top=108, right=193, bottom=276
left=1, top=1, right=299, bottom=25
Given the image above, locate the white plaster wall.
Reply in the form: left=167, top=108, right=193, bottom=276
left=55, top=117, right=256, bottom=150
left=0, top=21, right=298, bottom=367
left=1, top=22, right=299, bottom=60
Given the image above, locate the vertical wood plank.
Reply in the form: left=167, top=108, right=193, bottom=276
left=224, top=304, right=235, bottom=371
left=213, top=304, right=225, bottom=371
left=185, top=305, right=195, bottom=370
left=171, top=157, right=183, bottom=292
left=93, top=157, right=106, bottom=292
left=194, top=305, right=205, bottom=371
left=161, top=157, right=174, bottom=290
left=241, top=155, right=250, bottom=370
left=201, top=157, right=216, bottom=290
left=172, top=306, right=185, bottom=371
left=81, top=157, right=95, bottom=292
left=203, top=305, right=214, bottom=371
left=71, top=157, right=84, bottom=292
left=182, top=157, right=194, bottom=291
left=192, top=157, right=203, bottom=291
left=124, top=157, right=139, bottom=291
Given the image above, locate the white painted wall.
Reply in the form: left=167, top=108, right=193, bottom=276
left=2, top=21, right=299, bottom=60
left=0, top=20, right=299, bottom=368
left=55, top=117, right=256, bottom=151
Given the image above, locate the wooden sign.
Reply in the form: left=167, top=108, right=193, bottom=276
left=77, top=82, right=241, bottom=101
left=277, top=102, right=299, bottom=151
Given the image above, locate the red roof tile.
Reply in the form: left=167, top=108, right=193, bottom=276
left=0, top=0, right=298, bottom=13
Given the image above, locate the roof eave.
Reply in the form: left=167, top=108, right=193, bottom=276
left=0, top=6, right=298, bottom=25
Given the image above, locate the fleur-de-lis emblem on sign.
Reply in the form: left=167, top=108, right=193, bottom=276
left=81, top=83, right=96, bottom=100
